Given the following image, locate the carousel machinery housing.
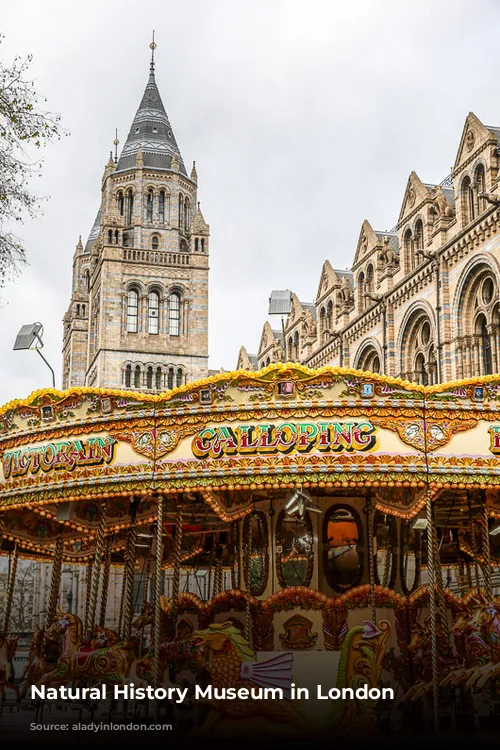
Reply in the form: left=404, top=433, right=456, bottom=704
left=1, top=363, right=500, bottom=736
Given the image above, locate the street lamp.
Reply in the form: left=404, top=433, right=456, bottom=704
left=13, top=322, right=56, bottom=388
left=269, top=290, right=292, bottom=361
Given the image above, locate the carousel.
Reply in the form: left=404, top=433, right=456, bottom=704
left=1, top=363, right=500, bottom=737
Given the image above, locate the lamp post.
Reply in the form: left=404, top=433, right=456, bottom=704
left=269, top=290, right=292, bottom=362
left=13, top=322, right=56, bottom=388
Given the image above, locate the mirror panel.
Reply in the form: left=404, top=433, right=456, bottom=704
left=323, top=504, right=363, bottom=592
left=275, top=510, right=314, bottom=588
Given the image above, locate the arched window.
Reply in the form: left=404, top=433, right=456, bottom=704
left=415, top=352, right=428, bottom=385
left=152, top=235, right=159, bottom=250
left=134, top=365, right=141, bottom=388
left=125, top=364, right=132, bottom=388
left=176, top=368, right=183, bottom=387
left=478, top=314, right=493, bottom=375
left=117, top=191, right=124, bottom=216
left=155, top=366, right=162, bottom=390
left=201, top=238, right=205, bottom=253
left=146, top=366, right=153, bottom=389
left=169, top=292, right=181, bottom=336
left=178, top=194, right=184, bottom=228
left=126, top=190, right=134, bottom=225
left=159, top=190, right=166, bottom=223
left=266, top=357, right=271, bottom=366
left=84, top=269, right=90, bottom=292
left=195, top=238, right=199, bottom=252
left=293, top=330, right=300, bottom=360
left=148, top=290, right=160, bottom=335
left=184, top=199, right=189, bottom=231
left=327, top=300, right=333, bottom=330
left=180, top=239, right=188, bottom=252
left=357, top=272, right=365, bottom=310
left=461, top=176, right=475, bottom=226
left=108, top=229, right=112, bottom=244
left=146, top=189, right=153, bottom=223
left=414, top=219, right=424, bottom=263
left=127, top=289, right=139, bottom=333
left=475, top=164, right=486, bottom=214
left=288, top=337, right=293, bottom=358
left=167, top=367, right=174, bottom=389
left=76, top=304, right=80, bottom=317
left=365, top=264, right=374, bottom=295
left=115, top=230, right=119, bottom=244
left=404, top=228, right=413, bottom=272
left=82, top=304, right=86, bottom=317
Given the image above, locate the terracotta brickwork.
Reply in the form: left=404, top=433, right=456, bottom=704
left=239, top=113, right=500, bottom=384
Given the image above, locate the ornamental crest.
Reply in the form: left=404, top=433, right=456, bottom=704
left=114, top=427, right=179, bottom=459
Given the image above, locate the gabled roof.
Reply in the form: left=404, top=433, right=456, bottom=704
left=115, top=58, right=187, bottom=176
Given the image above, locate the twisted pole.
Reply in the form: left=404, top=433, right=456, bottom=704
left=170, top=504, right=183, bottom=630
left=244, top=515, right=253, bottom=644
left=481, top=503, right=493, bottom=602
left=432, top=517, right=450, bottom=640
left=3, top=542, right=19, bottom=633
left=46, top=535, right=64, bottom=628
left=87, top=500, right=108, bottom=636
left=153, top=494, right=164, bottom=721
left=425, top=488, right=440, bottom=732
left=468, top=499, right=481, bottom=589
left=365, top=495, right=376, bottom=624
left=83, top=561, right=93, bottom=634
left=123, top=519, right=137, bottom=641
left=99, top=537, right=112, bottom=628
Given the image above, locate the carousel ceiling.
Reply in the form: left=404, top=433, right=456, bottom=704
left=2, top=364, right=500, bottom=560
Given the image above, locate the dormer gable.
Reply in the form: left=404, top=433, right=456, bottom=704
left=315, top=260, right=342, bottom=303
left=398, top=171, right=433, bottom=226
left=453, top=112, right=496, bottom=175
left=352, top=220, right=379, bottom=269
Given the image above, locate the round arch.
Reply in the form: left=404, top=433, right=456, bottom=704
left=353, top=338, right=383, bottom=373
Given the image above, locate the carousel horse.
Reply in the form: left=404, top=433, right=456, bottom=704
left=187, top=619, right=391, bottom=736
left=21, top=612, right=82, bottom=697
left=400, top=614, right=458, bottom=704
left=440, top=602, right=491, bottom=688
left=0, top=634, right=20, bottom=702
left=465, top=600, right=500, bottom=689
left=89, top=625, right=120, bottom=649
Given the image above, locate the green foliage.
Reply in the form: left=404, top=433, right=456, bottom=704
left=0, top=34, right=64, bottom=287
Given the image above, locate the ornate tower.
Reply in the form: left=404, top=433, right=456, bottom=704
left=62, top=41, right=209, bottom=391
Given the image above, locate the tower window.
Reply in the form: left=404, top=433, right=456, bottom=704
left=195, top=238, right=199, bottom=252
left=167, top=367, right=174, bottom=390
left=84, top=269, right=90, bottom=291
left=184, top=198, right=189, bottom=232
left=146, top=189, right=153, bottom=223
left=127, top=289, right=139, bottom=333
left=155, top=366, right=162, bottom=390
left=178, top=194, right=183, bottom=228
left=134, top=365, right=141, bottom=388
left=125, top=364, right=132, bottom=388
left=146, top=366, right=153, bottom=389
left=127, top=190, right=134, bottom=225
left=169, top=292, right=181, bottom=336
left=201, top=238, right=205, bottom=253
left=148, top=290, right=160, bottom=334
left=108, top=230, right=112, bottom=244
left=152, top=235, right=159, bottom=250
left=176, top=368, right=183, bottom=387
left=115, top=229, right=119, bottom=244
left=159, top=190, right=165, bottom=223
left=118, top=192, right=124, bottom=216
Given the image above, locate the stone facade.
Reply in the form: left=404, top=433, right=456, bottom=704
left=239, top=113, right=500, bottom=384
left=62, top=55, right=209, bottom=392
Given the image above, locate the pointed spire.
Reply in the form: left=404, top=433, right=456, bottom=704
left=190, top=160, right=198, bottom=183
left=115, top=37, right=187, bottom=175
left=192, top=202, right=209, bottom=235
left=107, top=151, right=114, bottom=168
left=75, top=236, right=83, bottom=255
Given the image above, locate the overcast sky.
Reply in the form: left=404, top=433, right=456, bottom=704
left=1, top=0, right=500, bottom=404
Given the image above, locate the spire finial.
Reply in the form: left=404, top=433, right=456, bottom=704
left=149, top=30, right=157, bottom=81
left=113, top=128, right=119, bottom=164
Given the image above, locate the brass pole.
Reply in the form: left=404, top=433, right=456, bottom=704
left=87, top=500, right=108, bottom=635
left=170, top=504, right=183, bottom=629
left=468, top=500, right=481, bottom=589
left=3, top=542, right=19, bottom=633
left=366, top=495, right=376, bottom=624
left=99, top=537, right=112, bottom=628
left=46, top=535, right=64, bottom=628
left=83, top=561, right=93, bottom=634
left=425, top=488, right=440, bottom=732
left=244, top=514, right=253, bottom=644
left=123, top=519, right=137, bottom=641
left=153, top=494, right=164, bottom=721
left=481, top=503, right=493, bottom=602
